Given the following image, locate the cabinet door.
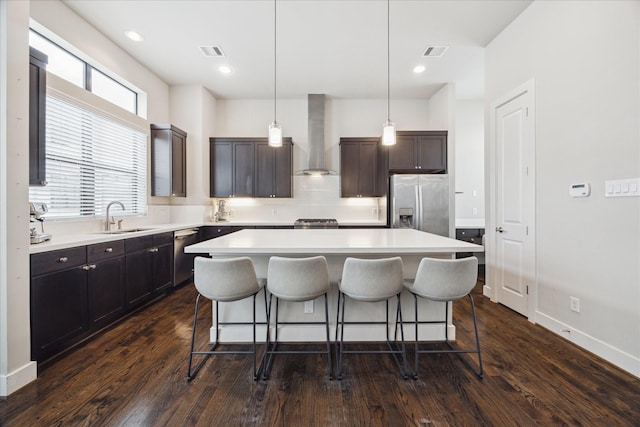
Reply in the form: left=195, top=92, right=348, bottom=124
left=273, top=142, right=292, bottom=197
left=255, top=141, right=292, bottom=198
left=88, top=257, right=125, bottom=330
left=340, top=142, right=360, bottom=197
left=29, top=49, right=47, bottom=186
left=340, top=139, right=379, bottom=197
left=233, top=142, right=254, bottom=197
left=171, top=131, right=186, bottom=196
left=416, top=134, right=447, bottom=172
left=125, top=250, right=153, bottom=308
left=31, top=267, right=88, bottom=362
left=358, top=142, right=378, bottom=196
left=152, top=243, right=173, bottom=293
left=210, top=141, right=233, bottom=197
left=388, top=136, right=416, bottom=170
left=255, top=143, right=275, bottom=197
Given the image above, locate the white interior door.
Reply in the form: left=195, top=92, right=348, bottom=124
left=492, top=82, right=535, bottom=317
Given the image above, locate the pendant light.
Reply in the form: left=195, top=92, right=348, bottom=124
left=268, top=0, right=283, bottom=147
left=381, top=0, right=396, bottom=146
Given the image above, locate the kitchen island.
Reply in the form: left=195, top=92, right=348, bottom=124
left=185, top=228, right=483, bottom=342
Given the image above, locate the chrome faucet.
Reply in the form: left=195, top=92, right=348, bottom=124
left=105, top=201, right=125, bottom=231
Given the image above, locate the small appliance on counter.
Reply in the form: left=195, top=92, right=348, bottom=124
left=214, top=199, right=230, bottom=222
left=29, top=202, right=52, bottom=244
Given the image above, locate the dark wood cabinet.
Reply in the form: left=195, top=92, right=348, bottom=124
left=152, top=232, right=174, bottom=293
left=31, top=231, right=175, bottom=364
left=210, top=139, right=255, bottom=197
left=210, top=138, right=293, bottom=198
left=125, top=236, right=154, bottom=309
left=87, top=241, right=125, bottom=330
left=387, top=131, right=447, bottom=173
left=255, top=139, right=292, bottom=198
left=340, top=138, right=381, bottom=197
left=455, top=228, right=485, bottom=260
left=150, top=124, right=187, bottom=197
left=200, top=225, right=246, bottom=241
left=29, top=47, right=48, bottom=187
left=30, top=247, right=88, bottom=362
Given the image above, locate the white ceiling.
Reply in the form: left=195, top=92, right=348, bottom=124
left=62, top=0, right=532, bottom=101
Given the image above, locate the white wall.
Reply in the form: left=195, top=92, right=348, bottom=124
left=0, top=0, right=37, bottom=397
left=455, top=101, right=484, bottom=223
left=485, top=0, right=640, bottom=376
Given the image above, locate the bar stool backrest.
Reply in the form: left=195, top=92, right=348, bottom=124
left=194, top=256, right=261, bottom=302
left=412, top=257, right=478, bottom=301
left=267, top=256, right=330, bottom=301
left=340, top=257, right=404, bottom=301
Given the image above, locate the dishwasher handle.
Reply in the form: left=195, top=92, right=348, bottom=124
left=174, top=228, right=199, bottom=239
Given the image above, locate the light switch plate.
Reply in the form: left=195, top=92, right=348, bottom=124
left=605, top=178, right=640, bottom=197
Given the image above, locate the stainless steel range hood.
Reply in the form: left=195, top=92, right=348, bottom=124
left=299, top=94, right=336, bottom=175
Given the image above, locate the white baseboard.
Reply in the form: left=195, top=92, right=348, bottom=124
left=0, top=361, right=37, bottom=397
left=536, top=311, right=640, bottom=378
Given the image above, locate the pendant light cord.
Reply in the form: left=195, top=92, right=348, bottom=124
left=387, top=0, right=390, bottom=122
left=274, top=0, right=278, bottom=122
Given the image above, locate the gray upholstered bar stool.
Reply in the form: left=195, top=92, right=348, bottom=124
left=404, top=256, right=483, bottom=379
left=336, top=256, right=409, bottom=379
left=261, top=256, right=333, bottom=380
left=187, top=256, right=266, bottom=382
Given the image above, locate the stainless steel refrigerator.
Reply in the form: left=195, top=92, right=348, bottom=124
left=389, top=174, right=450, bottom=237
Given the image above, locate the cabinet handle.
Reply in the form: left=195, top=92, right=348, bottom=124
left=58, top=257, right=68, bottom=263
left=104, top=247, right=113, bottom=253
left=82, top=264, right=97, bottom=271
left=149, top=247, right=159, bottom=253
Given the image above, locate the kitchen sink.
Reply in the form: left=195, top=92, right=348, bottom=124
left=95, top=227, right=156, bottom=235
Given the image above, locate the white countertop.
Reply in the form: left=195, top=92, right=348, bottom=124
left=185, top=228, right=483, bottom=256
left=29, top=220, right=388, bottom=254
left=29, top=223, right=202, bottom=254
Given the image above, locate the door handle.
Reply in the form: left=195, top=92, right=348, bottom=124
left=496, top=226, right=504, bottom=233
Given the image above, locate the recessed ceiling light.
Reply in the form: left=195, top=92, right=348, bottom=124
left=124, top=30, right=144, bottom=42
left=218, top=65, right=233, bottom=74
left=413, top=65, right=426, bottom=74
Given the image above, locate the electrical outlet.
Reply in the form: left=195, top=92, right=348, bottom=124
left=570, top=296, right=580, bottom=313
left=472, top=207, right=478, bottom=215
left=304, top=300, right=314, bottom=314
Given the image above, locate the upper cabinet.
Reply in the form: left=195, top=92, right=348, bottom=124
left=210, top=138, right=292, bottom=198
left=340, top=137, right=383, bottom=197
left=386, top=131, right=447, bottom=173
left=255, top=139, right=293, bottom=198
left=29, top=48, right=48, bottom=187
left=150, top=124, right=187, bottom=197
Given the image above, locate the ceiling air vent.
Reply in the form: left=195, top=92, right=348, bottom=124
left=422, top=46, right=449, bottom=57
left=199, top=46, right=225, bottom=57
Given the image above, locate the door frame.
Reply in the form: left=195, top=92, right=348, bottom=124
left=486, top=78, right=537, bottom=322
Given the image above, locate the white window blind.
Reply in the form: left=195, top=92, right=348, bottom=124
left=29, top=94, right=147, bottom=219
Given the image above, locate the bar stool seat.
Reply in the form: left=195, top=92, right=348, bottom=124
left=336, top=256, right=409, bottom=379
left=404, top=256, right=483, bottom=379
left=187, top=256, right=266, bottom=382
left=261, top=256, right=333, bottom=380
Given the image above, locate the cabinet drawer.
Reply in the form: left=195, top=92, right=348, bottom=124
left=125, top=236, right=153, bottom=253
left=153, top=232, right=174, bottom=246
left=456, top=228, right=484, bottom=239
left=31, top=246, right=86, bottom=276
left=88, top=240, right=125, bottom=262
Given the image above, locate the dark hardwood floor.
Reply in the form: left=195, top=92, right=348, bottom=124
left=1, top=275, right=639, bottom=426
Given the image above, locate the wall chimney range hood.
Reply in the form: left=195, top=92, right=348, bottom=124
left=300, top=94, right=336, bottom=175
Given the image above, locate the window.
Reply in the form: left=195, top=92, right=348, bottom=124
left=29, top=94, right=147, bottom=219
left=29, top=30, right=139, bottom=115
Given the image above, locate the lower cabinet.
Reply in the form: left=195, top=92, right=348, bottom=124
left=125, top=233, right=173, bottom=309
left=31, top=232, right=174, bottom=364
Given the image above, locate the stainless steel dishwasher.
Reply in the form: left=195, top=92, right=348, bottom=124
left=174, top=228, right=199, bottom=286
